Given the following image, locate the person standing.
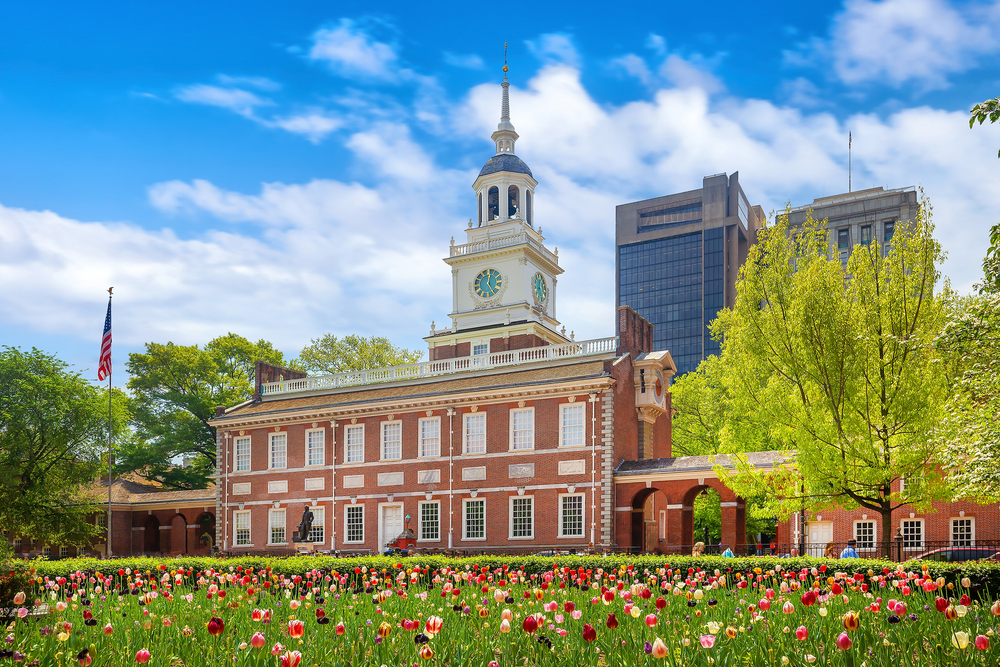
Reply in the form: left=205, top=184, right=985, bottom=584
left=840, top=539, right=860, bottom=559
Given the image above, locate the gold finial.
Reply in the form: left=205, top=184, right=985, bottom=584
left=503, top=42, right=508, bottom=74
left=108, top=287, right=114, bottom=296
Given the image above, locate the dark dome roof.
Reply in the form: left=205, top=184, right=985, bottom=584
left=478, top=153, right=533, bottom=178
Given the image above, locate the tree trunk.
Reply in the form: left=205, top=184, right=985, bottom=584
left=881, top=507, right=895, bottom=561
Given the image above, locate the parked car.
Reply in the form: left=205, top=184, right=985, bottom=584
left=911, top=546, right=1000, bottom=563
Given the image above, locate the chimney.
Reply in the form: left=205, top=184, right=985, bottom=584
left=616, top=305, right=654, bottom=357
left=253, top=360, right=308, bottom=401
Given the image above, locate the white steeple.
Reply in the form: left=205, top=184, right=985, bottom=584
left=492, top=50, right=519, bottom=156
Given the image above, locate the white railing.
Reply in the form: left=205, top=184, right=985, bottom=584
left=261, top=336, right=619, bottom=397
left=450, top=232, right=558, bottom=265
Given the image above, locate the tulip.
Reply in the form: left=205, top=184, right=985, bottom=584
left=13, top=592, right=25, bottom=605
left=945, top=605, right=958, bottom=621
left=645, top=613, right=658, bottom=627
left=582, top=623, right=597, bottom=642
left=499, top=619, right=511, bottom=633
left=758, top=598, right=771, bottom=611
left=836, top=632, right=852, bottom=651
left=800, top=591, right=816, bottom=606
left=135, top=649, right=151, bottom=664
left=725, top=626, right=737, bottom=639
left=377, top=621, right=392, bottom=637
left=976, top=635, right=990, bottom=650
left=418, top=645, right=434, bottom=660
left=335, top=621, right=346, bottom=636
left=606, top=613, right=618, bottom=629
left=287, top=620, right=304, bottom=638
left=425, top=616, right=443, bottom=636
left=271, top=643, right=285, bottom=656
left=489, top=662, right=500, bottom=667
left=952, top=632, right=970, bottom=650
left=795, top=626, right=808, bottom=641
left=103, top=623, right=113, bottom=636
left=522, top=616, right=537, bottom=633
left=782, top=601, right=794, bottom=614
left=651, top=638, right=669, bottom=659
left=961, top=577, right=971, bottom=588
left=699, top=635, right=716, bottom=649
left=842, top=611, right=860, bottom=632
left=500, top=608, right=513, bottom=622
left=207, top=617, right=225, bottom=636
left=934, top=597, right=949, bottom=613
left=250, top=632, right=266, bottom=648
left=279, top=650, right=302, bottom=667
left=804, top=655, right=817, bottom=663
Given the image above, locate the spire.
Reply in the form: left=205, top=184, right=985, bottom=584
left=493, top=43, right=518, bottom=154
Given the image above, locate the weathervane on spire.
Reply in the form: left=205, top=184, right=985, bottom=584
left=503, top=42, right=508, bottom=79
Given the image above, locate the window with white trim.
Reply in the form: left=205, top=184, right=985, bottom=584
left=96, top=514, right=107, bottom=530
left=464, top=413, right=486, bottom=454
left=269, top=509, right=286, bottom=544
left=854, top=520, right=875, bottom=551
left=510, top=496, right=533, bottom=539
left=472, top=343, right=489, bottom=356
left=13, top=537, right=21, bottom=550
left=234, top=510, right=251, bottom=546
left=306, top=429, right=325, bottom=467
left=951, top=518, right=974, bottom=547
left=658, top=510, right=666, bottom=541
left=235, top=436, right=251, bottom=472
left=345, top=505, right=364, bottom=543
left=60, top=545, right=68, bottom=558
left=381, top=421, right=402, bottom=461
left=559, top=494, right=585, bottom=538
left=510, top=408, right=534, bottom=451
left=419, top=417, right=441, bottom=458
left=42, top=546, right=50, bottom=557
left=345, top=425, right=365, bottom=464
left=419, top=501, right=440, bottom=541
left=307, top=506, right=325, bottom=544
left=559, top=404, right=585, bottom=448
left=463, top=498, right=485, bottom=540
left=269, top=433, right=287, bottom=469
left=901, top=519, right=923, bottom=550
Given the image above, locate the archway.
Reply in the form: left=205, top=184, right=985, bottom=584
left=628, top=487, right=670, bottom=554
left=692, top=487, right=721, bottom=553
left=143, top=515, right=160, bottom=553
left=169, top=514, right=187, bottom=554
left=681, top=483, right=746, bottom=555
left=196, top=512, right=216, bottom=554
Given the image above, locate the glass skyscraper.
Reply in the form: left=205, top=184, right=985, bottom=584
left=615, top=173, right=763, bottom=376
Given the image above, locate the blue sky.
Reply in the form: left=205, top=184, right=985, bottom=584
left=2, top=0, right=999, bottom=381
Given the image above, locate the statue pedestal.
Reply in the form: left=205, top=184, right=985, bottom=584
left=294, top=541, right=316, bottom=555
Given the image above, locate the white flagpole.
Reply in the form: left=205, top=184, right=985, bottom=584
left=107, top=287, right=113, bottom=558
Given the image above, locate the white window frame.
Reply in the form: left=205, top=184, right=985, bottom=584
left=234, top=510, right=252, bottom=547
left=658, top=509, right=666, bottom=541
left=381, top=420, right=402, bottom=461
left=418, top=500, right=441, bottom=542
left=509, top=495, right=534, bottom=540
left=59, top=545, right=69, bottom=558
left=462, top=498, right=486, bottom=541
left=96, top=514, right=107, bottom=530
left=951, top=517, right=975, bottom=547
left=42, top=546, right=50, bottom=557
left=305, top=428, right=325, bottom=467
left=463, top=413, right=486, bottom=455
left=472, top=342, right=489, bottom=356
left=509, top=407, right=534, bottom=451
left=345, top=505, right=365, bottom=544
left=900, top=518, right=924, bottom=551
left=269, top=432, right=287, bottom=470
left=419, top=417, right=441, bottom=458
left=13, top=536, right=21, bottom=550
left=558, top=493, right=585, bottom=538
left=344, top=424, right=365, bottom=464
left=307, top=506, right=325, bottom=544
left=853, top=520, right=876, bottom=552
left=235, top=436, right=251, bottom=472
left=559, top=403, right=585, bottom=448
left=268, top=508, right=286, bottom=545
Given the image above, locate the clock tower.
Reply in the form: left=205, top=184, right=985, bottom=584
left=426, top=63, right=568, bottom=360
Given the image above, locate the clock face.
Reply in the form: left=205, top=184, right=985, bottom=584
left=474, top=268, right=503, bottom=298
left=532, top=272, right=548, bottom=304
left=654, top=370, right=664, bottom=401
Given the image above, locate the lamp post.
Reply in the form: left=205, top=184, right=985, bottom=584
left=893, top=529, right=904, bottom=562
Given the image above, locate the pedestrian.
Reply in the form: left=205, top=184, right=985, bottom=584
left=840, top=539, right=860, bottom=559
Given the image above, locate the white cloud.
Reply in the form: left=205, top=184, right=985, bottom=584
left=526, top=34, right=580, bottom=68
left=443, top=52, right=485, bottom=69
left=175, top=84, right=273, bottom=117
left=609, top=54, right=652, bottom=86
left=646, top=34, right=667, bottom=56
left=216, top=74, right=281, bottom=91
left=270, top=111, right=342, bottom=143
left=659, top=54, right=725, bottom=94
left=309, top=18, right=401, bottom=81
left=786, top=0, right=1000, bottom=89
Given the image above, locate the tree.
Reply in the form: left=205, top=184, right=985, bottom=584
left=296, top=334, right=422, bottom=375
left=122, top=334, right=286, bottom=489
left=713, top=202, right=951, bottom=555
left=939, top=223, right=1000, bottom=501
left=970, top=97, right=1000, bottom=158
left=0, top=347, right=128, bottom=552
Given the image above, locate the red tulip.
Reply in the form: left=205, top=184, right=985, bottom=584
left=418, top=645, right=434, bottom=660
left=135, top=649, right=151, bottom=664
left=800, top=591, right=816, bottom=606
left=655, top=596, right=666, bottom=610
left=103, top=623, right=113, bottom=636
left=645, top=613, right=658, bottom=627
left=582, top=623, right=597, bottom=642
left=250, top=632, right=266, bottom=648
left=207, top=617, right=225, bottom=636
left=606, top=613, right=618, bottom=629
left=836, top=632, right=852, bottom=651
left=795, top=626, right=808, bottom=641
left=934, top=597, right=949, bottom=613
left=976, top=635, right=990, bottom=650
left=993, top=600, right=1000, bottom=616
left=287, top=620, right=304, bottom=638
left=831, top=583, right=843, bottom=595
left=960, top=594, right=971, bottom=606
left=279, top=650, right=302, bottom=667
left=425, top=616, right=443, bottom=636
left=758, top=599, right=770, bottom=611
left=523, top=615, right=538, bottom=633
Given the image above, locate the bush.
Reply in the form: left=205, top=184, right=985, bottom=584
left=0, top=561, right=32, bottom=617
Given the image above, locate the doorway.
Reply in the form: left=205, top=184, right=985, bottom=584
left=806, top=521, right=833, bottom=557
left=379, top=504, right=404, bottom=551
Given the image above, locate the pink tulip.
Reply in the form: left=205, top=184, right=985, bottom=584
left=651, top=638, right=669, bottom=659
left=699, top=635, right=716, bottom=648
left=250, top=632, right=266, bottom=648
left=271, top=643, right=285, bottom=656
left=782, top=601, right=795, bottom=614
left=976, top=635, right=990, bottom=650
left=836, top=632, right=852, bottom=651
left=571, top=610, right=582, bottom=620
left=645, top=613, right=658, bottom=627
left=758, top=599, right=770, bottom=611
left=795, top=626, right=808, bottom=641
left=135, top=649, right=151, bottom=664
left=17, top=608, right=28, bottom=619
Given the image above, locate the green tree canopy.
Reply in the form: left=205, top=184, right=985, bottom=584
left=122, top=334, right=285, bottom=489
left=970, top=97, right=1000, bottom=158
left=712, top=202, right=951, bottom=551
left=296, top=334, right=422, bottom=375
left=0, top=347, right=128, bottom=552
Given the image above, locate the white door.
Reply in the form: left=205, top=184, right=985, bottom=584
left=380, top=505, right=403, bottom=549
left=806, top=521, right=833, bottom=557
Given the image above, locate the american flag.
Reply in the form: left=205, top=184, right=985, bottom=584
left=98, top=298, right=112, bottom=381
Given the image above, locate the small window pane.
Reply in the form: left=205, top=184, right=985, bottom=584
left=269, top=509, right=285, bottom=544
left=511, top=409, right=534, bottom=450
left=346, top=506, right=364, bottom=543
left=382, top=422, right=401, bottom=460
left=860, top=225, right=872, bottom=246
left=420, top=502, right=440, bottom=541
left=346, top=426, right=365, bottom=463
left=420, top=419, right=440, bottom=458
left=561, top=495, right=584, bottom=537
left=465, top=414, right=486, bottom=454
left=902, top=520, right=922, bottom=550
left=236, top=437, right=251, bottom=471
left=235, top=511, right=251, bottom=546
left=270, top=434, right=287, bottom=469
left=511, top=497, right=533, bottom=538
left=561, top=404, right=585, bottom=447
left=307, top=430, right=325, bottom=467
left=855, top=521, right=875, bottom=550
left=307, top=507, right=325, bottom=544
left=472, top=343, right=488, bottom=356
left=952, top=518, right=973, bottom=547
left=464, top=500, right=485, bottom=539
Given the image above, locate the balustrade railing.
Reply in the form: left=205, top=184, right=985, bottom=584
left=449, top=232, right=557, bottom=265
left=260, top=336, right=618, bottom=397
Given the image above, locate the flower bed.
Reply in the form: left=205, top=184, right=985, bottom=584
left=4, top=559, right=1000, bottom=666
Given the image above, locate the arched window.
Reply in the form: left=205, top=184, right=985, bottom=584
left=487, top=187, right=499, bottom=221
left=526, top=190, right=533, bottom=226
left=477, top=193, right=483, bottom=226
left=508, top=185, right=519, bottom=218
